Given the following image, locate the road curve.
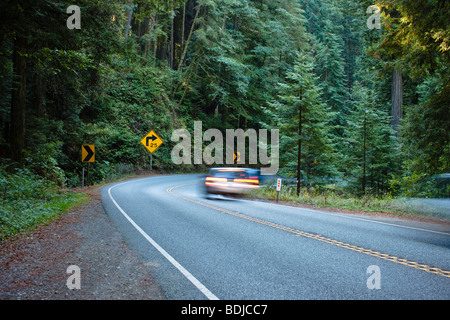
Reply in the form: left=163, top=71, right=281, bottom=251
left=101, top=174, right=450, bottom=300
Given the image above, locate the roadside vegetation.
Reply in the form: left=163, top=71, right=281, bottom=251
left=250, top=186, right=399, bottom=213
left=0, top=164, right=166, bottom=242
left=248, top=182, right=450, bottom=221
left=0, top=167, right=88, bottom=241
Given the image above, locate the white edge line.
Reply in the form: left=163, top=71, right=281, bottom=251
left=107, top=182, right=219, bottom=300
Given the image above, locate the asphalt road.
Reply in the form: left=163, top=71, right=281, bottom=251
left=101, top=174, right=450, bottom=300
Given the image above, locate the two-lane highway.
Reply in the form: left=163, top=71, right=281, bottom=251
left=101, top=174, right=450, bottom=300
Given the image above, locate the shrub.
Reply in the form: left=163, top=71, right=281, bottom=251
left=0, top=167, right=86, bottom=241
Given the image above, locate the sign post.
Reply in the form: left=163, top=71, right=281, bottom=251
left=140, top=130, right=163, bottom=172
left=276, top=178, right=282, bottom=202
left=150, top=153, right=153, bottom=172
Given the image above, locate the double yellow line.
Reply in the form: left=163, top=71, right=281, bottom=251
left=167, top=184, right=450, bottom=279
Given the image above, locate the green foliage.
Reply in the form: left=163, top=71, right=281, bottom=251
left=267, top=49, right=337, bottom=188
left=249, top=184, right=410, bottom=216
left=400, top=81, right=450, bottom=177
left=0, top=167, right=87, bottom=241
left=343, top=80, right=399, bottom=196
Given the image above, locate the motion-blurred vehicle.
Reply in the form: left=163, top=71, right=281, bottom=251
left=413, top=173, right=450, bottom=199
left=203, top=167, right=260, bottom=198
left=398, top=173, right=450, bottom=218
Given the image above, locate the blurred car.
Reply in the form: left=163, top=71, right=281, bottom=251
left=203, top=167, right=260, bottom=197
left=399, top=173, right=450, bottom=218
left=413, top=173, right=450, bottom=199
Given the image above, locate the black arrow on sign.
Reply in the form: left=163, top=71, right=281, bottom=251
left=83, top=145, right=94, bottom=162
left=146, top=135, right=157, bottom=146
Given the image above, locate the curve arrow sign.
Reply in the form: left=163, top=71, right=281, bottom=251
left=82, top=145, right=95, bottom=162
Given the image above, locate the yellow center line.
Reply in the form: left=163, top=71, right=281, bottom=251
left=167, top=183, right=450, bottom=279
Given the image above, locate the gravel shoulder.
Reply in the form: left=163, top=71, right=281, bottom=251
left=0, top=180, right=166, bottom=300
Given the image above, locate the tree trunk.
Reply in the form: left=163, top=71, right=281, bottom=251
left=169, top=11, right=174, bottom=69
left=177, top=3, right=201, bottom=72
left=297, top=91, right=303, bottom=196
left=10, top=35, right=28, bottom=162
left=153, top=15, right=158, bottom=66
left=181, top=3, right=185, bottom=61
left=124, top=1, right=133, bottom=39
left=362, top=115, right=366, bottom=194
left=391, top=68, right=403, bottom=135
left=145, top=14, right=156, bottom=63
left=33, top=67, right=45, bottom=118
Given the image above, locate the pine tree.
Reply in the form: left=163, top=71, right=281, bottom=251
left=269, top=49, right=335, bottom=195
left=304, top=0, right=350, bottom=184
left=304, top=0, right=349, bottom=124
left=344, top=78, right=399, bottom=196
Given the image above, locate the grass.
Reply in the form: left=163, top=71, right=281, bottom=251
left=0, top=166, right=161, bottom=242
left=0, top=191, right=89, bottom=242
left=247, top=185, right=449, bottom=220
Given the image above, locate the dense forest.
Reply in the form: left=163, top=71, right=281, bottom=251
left=0, top=0, right=449, bottom=197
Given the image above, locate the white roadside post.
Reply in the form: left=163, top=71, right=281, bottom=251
left=276, top=178, right=282, bottom=202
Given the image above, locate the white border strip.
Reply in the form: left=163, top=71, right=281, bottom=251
left=107, top=182, right=219, bottom=300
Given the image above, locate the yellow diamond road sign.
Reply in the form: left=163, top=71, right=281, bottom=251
left=140, top=130, right=163, bottom=154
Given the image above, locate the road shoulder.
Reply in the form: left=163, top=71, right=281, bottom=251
left=0, top=183, right=166, bottom=300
